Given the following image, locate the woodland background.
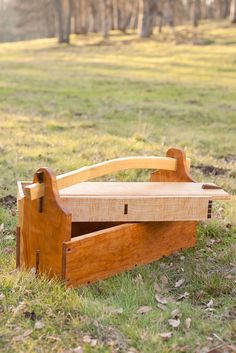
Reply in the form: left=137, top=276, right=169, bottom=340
left=1, top=0, right=236, bottom=43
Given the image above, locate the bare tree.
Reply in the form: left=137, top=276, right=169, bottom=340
left=193, top=0, right=201, bottom=27
left=138, top=0, right=157, bottom=38
left=230, top=0, right=236, bottom=22
left=101, top=0, right=110, bottom=38
left=54, top=0, right=72, bottom=43
left=167, top=0, right=176, bottom=27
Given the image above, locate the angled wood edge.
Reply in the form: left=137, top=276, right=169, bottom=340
left=21, top=167, right=72, bottom=276
left=150, top=148, right=195, bottom=182
left=24, top=155, right=191, bottom=200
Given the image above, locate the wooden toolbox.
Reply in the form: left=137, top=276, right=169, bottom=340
left=17, top=148, right=230, bottom=287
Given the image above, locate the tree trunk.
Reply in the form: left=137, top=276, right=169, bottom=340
left=112, top=0, right=119, bottom=29
left=193, top=0, right=201, bottom=27
left=88, top=0, right=99, bottom=33
left=138, top=0, right=155, bottom=38
left=230, top=0, right=236, bottom=22
left=101, top=0, right=110, bottom=38
left=223, top=0, right=230, bottom=17
left=168, top=0, right=176, bottom=27
left=54, top=0, right=72, bottom=43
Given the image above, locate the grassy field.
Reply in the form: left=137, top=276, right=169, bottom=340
left=0, top=21, right=236, bottom=353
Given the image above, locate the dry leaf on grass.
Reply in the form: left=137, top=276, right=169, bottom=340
left=136, top=306, right=152, bottom=314
left=160, top=332, right=172, bottom=341
left=207, top=299, right=214, bottom=308
left=171, top=309, right=181, bottom=318
left=155, top=294, right=168, bottom=305
left=168, top=318, right=180, bottom=328
left=34, top=321, right=45, bottom=329
left=177, top=292, right=190, bottom=301
left=157, top=303, right=167, bottom=311
left=127, top=348, right=138, bottom=353
left=174, top=279, right=185, bottom=288
left=185, top=318, right=191, bottom=330
left=71, top=347, right=83, bottom=353
left=154, top=283, right=161, bottom=293
left=83, top=335, right=97, bottom=347
left=133, top=273, right=143, bottom=284
left=160, top=275, right=169, bottom=286
left=104, top=306, right=123, bottom=315
left=12, top=329, right=33, bottom=342
left=0, top=293, right=5, bottom=300
left=83, top=335, right=92, bottom=343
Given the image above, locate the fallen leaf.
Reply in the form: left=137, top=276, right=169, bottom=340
left=180, top=256, right=185, bottom=260
left=171, top=309, right=181, bottom=318
left=83, top=335, right=92, bottom=343
left=155, top=293, right=168, bottom=305
left=12, top=329, right=33, bottom=341
left=136, top=306, right=152, bottom=314
left=34, top=320, right=45, bottom=329
left=0, top=293, right=5, bottom=300
left=207, top=299, right=214, bottom=308
left=133, top=273, right=143, bottom=284
left=127, top=348, right=138, bottom=353
left=0, top=223, right=4, bottom=231
left=177, top=292, right=189, bottom=301
left=168, top=318, right=180, bottom=328
left=13, top=301, right=27, bottom=316
left=90, top=339, right=97, bottom=347
left=160, top=332, right=172, bottom=340
left=82, top=335, right=97, bottom=347
left=104, top=306, right=123, bottom=315
left=71, top=347, right=83, bottom=353
left=3, top=247, right=13, bottom=254
left=185, top=317, right=191, bottom=330
left=157, top=303, right=166, bottom=311
left=195, top=290, right=204, bottom=300
left=174, top=279, right=185, bottom=288
left=154, top=283, right=161, bottom=293
left=48, top=336, right=61, bottom=342
left=160, top=275, right=169, bottom=286
left=159, top=263, right=167, bottom=269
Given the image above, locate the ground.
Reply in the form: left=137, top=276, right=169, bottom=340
left=0, top=21, right=235, bottom=353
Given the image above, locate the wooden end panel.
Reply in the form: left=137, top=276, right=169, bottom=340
left=150, top=148, right=194, bottom=182
left=22, top=168, right=72, bottom=278
left=63, top=221, right=197, bottom=287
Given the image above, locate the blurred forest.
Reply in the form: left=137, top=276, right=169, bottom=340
left=0, top=0, right=236, bottom=43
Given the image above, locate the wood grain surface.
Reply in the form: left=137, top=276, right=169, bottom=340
left=63, top=221, right=197, bottom=286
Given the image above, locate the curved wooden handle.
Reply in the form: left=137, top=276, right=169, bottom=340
left=25, top=155, right=191, bottom=200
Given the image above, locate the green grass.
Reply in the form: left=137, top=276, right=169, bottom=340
left=0, top=21, right=236, bottom=353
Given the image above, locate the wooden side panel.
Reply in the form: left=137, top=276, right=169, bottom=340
left=63, top=221, right=196, bottom=287
left=21, top=168, right=72, bottom=278
left=62, top=196, right=209, bottom=222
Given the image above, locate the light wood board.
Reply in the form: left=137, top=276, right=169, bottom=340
left=59, top=182, right=229, bottom=200
left=61, top=196, right=210, bottom=222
